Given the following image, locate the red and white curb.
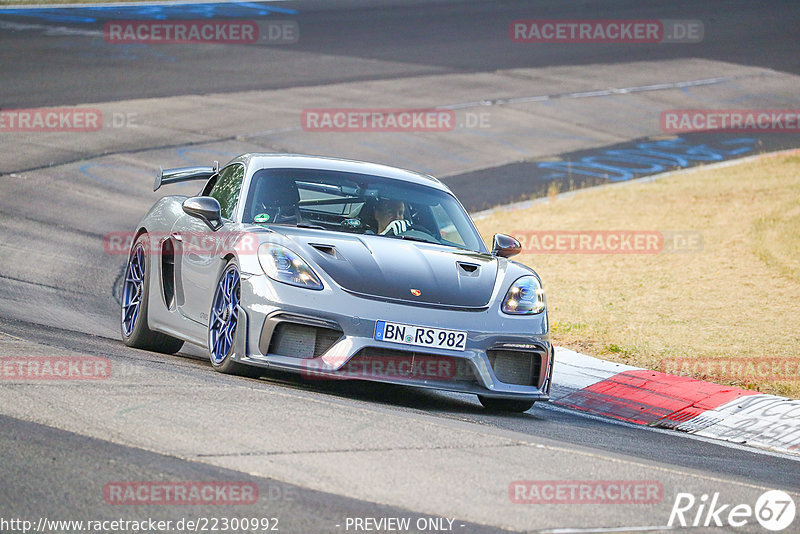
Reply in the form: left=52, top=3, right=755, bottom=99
left=550, top=347, right=800, bottom=455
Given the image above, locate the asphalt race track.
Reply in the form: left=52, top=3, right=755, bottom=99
left=1, top=1, right=800, bottom=532
left=2, top=0, right=800, bottom=107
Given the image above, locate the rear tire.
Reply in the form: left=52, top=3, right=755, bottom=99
left=120, top=233, right=185, bottom=354
left=478, top=396, right=535, bottom=413
left=208, top=259, right=261, bottom=378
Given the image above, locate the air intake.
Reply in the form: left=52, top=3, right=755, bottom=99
left=268, top=323, right=341, bottom=358
left=487, top=350, right=541, bottom=386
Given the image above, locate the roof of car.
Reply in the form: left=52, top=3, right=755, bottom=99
left=229, top=153, right=448, bottom=191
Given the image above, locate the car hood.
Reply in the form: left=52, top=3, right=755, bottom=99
left=272, top=228, right=499, bottom=308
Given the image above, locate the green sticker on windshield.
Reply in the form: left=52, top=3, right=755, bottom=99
left=254, top=213, right=271, bottom=223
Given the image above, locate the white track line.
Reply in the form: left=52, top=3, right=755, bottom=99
left=542, top=404, right=800, bottom=463
left=439, top=76, right=737, bottom=110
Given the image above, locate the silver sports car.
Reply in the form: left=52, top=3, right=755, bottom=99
left=121, top=154, right=553, bottom=412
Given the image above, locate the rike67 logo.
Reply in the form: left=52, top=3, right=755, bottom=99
left=668, top=490, right=796, bottom=531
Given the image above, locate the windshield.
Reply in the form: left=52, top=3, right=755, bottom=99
left=243, top=168, right=487, bottom=253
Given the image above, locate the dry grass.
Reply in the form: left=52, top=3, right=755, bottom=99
left=475, top=153, right=800, bottom=398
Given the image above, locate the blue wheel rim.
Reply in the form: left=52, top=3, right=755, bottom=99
left=209, top=264, right=240, bottom=364
left=121, top=242, right=146, bottom=336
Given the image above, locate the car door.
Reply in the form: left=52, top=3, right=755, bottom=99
left=173, top=163, right=245, bottom=324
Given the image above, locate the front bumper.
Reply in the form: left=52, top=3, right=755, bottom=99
left=230, top=272, right=553, bottom=401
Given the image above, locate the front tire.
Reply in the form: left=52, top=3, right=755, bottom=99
left=478, top=396, right=535, bottom=413
left=208, top=260, right=261, bottom=378
left=121, top=233, right=184, bottom=354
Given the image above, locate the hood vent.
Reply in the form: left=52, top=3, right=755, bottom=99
left=457, top=262, right=480, bottom=276
left=310, top=243, right=338, bottom=258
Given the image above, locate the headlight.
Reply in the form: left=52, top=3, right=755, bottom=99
left=258, top=243, right=323, bottom=290
left=502, top=275, right=545, bottom=315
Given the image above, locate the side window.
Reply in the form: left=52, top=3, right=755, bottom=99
left=430, top=203, right=466, bottom=246
left=208, top=164, right=244, bottom=220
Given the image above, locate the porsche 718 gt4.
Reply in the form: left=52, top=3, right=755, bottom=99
left=121, top=154, right=553, bottom=412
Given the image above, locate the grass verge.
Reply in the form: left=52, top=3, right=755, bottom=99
left=475, top=152, right=800, bottom=398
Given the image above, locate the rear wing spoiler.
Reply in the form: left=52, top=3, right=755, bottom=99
left=153, top=161, right=219, bottom=191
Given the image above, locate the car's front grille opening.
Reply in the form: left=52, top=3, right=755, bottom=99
left=487, top=350, right=542, bottom=386
left=268, top=323, right=341, bottom=358
left=342, top=348, right=476, bottom=382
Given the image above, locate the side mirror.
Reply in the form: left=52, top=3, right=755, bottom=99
left=183, top=196, right=223, bottom=231
left=492, top=233, right=521, bottom=258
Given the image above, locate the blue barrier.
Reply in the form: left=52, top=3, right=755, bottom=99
left=538, top=137, right=756, bottom=182
left=0, top=2, right=298, bottom=24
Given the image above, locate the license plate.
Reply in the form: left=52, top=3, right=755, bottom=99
left=374, top=320, right=467, bottom=351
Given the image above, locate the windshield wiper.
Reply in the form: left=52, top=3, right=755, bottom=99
left=397, top=235, right=475, bottom=252
left=397, top=235, right=436, bottom=244
left=262, top=222, right=327, bottom=230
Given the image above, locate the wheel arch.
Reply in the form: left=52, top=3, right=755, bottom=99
left=131, top=226, right=148, bottom=252
left=215, top=252, right=239, bottom=281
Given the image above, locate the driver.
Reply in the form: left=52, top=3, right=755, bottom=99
left=373, top=197, right=411, bottom=235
